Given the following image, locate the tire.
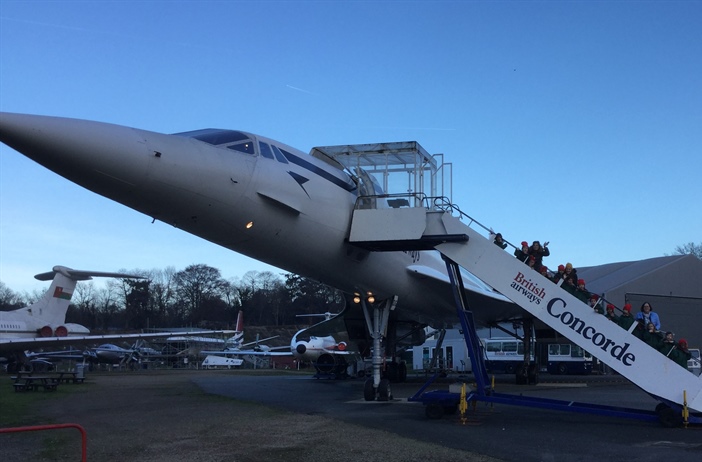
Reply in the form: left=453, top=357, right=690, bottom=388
left=386, top=362, right=400, bottom=382
left=655, top=402, right=669, bottom=413
left=377, top=379, right=392, bottom=401
left=557, top=363, right=568, bottom=375
left=658, top=407, right=683, bottom=428
left=505, top=364, right=515, bottom=374
left=425, top=403, right=445, bottom=420
left=363, top=378, right=375, bottom=401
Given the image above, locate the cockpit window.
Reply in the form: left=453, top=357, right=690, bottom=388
left=271, top=145, right=289, bottom=164
left=174, top=129, right=251, bottom=146
left=259, top=142, right=275, bottom=159
left=227, top=141, right=255, bottom=155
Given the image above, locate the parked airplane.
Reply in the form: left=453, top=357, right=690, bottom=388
left=0, top=265, right=235, bottom=370
left=0, top=113, right=517, bottom=399
left=83, top=340, right=162, bottom=365
left=198, top=310, right=289, bottom=365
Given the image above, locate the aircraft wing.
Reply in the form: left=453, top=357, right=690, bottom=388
left=199, top=349, right=292, bottom=357
left=406, top=263, right=519, bottom=324
left=0, top=330, right=235, bottom=354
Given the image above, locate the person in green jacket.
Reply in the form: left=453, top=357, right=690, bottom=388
left=658, top=331, right=687, bottom=369
left=617, top=304, right=636, bottom=330
left=605, top=304, right=619, bottom=323
left=642, top=322, right=664, bottom=350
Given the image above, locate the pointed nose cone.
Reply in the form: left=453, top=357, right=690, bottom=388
left=0, top=111, right=152, bottom=205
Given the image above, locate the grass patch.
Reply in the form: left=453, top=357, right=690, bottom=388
left=0, top=377, right=92, bottom=427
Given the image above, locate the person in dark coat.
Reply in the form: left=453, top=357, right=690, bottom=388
left=617, top=304, right=637, bottom=331
left=491, top=232, right=508, bottom=250
left=605, top=304, right=619, bottom=323
left=552, top=264, right=565, bottom=284
left=514, top=241, right=529, bottom=264
left=642, top=322, right=663, bottom=350
left=562, top=262, right=578, bottom=288
left=527, top=240, right=550, bottom=272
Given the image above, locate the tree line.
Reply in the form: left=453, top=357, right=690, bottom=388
left=0, top=265, right=345, bottom=331
left=1, top=243, right=699, bottom=331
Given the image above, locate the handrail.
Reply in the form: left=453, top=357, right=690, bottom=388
left=351, top=193, right=669, bottom=341
left=0, top=423, right=87, bottom=461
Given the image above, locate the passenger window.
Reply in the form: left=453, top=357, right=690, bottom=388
left=259, top=142, right=275, bottom=159
left=503, top=342, right=517, bottom=353
left=271, top=145, right=289, bottom=163
left=227, top=141, right=255, bottom=155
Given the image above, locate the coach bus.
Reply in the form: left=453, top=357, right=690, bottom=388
left=546, top=343, right=594, bottom=375
left=482, top=338, right=534, bottom=374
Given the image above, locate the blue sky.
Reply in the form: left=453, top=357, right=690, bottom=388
left=1, top=1, right=700, bottom=294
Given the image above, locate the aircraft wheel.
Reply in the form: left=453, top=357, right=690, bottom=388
left=377, top=379, right=392, bottom=401
left=363, top=378, right=375, bottom=401
left=657, top=405, right=683, bottom=428
left=425, top=403, right=445, bottom=420
left=386, top=362, right=400, bottom=382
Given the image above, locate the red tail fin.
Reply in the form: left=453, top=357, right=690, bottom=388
left=235, top=310, right=244, bottom=332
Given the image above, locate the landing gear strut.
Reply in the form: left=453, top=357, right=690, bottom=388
left=361, top=296, right=397, bottom=401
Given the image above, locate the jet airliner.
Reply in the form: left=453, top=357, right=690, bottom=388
left=0, top=112, right=517, bottom=398
left=0, top=265, right=235, bottom=371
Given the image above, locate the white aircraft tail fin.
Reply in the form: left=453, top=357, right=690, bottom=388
left=25, top=265, right=143, bottom=332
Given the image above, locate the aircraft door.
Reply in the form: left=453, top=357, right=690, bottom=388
left=354, top=167, right=386, bottom=209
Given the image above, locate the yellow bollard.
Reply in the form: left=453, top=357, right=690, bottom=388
left=682, top=390, right=689, bottom=428
left=459, top=383, right=469, bottom=425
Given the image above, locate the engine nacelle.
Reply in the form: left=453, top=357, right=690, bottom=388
left=314, top=353, right=347, bottom=375
left=39, top=325, right=53, bottom=337
left=54, top=325, right=68, bottom=337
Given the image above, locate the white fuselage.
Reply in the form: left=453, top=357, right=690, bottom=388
left=0, top=113, right=518, bottom=329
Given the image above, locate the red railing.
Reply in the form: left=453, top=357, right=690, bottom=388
left=0, top=423, right=87, bottom=461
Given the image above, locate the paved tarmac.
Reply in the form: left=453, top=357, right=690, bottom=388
left=193, top=373, right=702, bottom=462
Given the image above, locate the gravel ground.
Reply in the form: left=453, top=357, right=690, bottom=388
left=2, top=370, right=502, bottom=462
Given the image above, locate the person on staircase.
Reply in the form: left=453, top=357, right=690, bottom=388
left=642, top=322, right=664, bottom=350
left=527, top=240, right=550, bottom=272
left=605, top=304, right=619, bottom=323
left=489, top=230, right=508, bottom=250
left=514, top=241, right=530, bottom=263
left=635, top=301, right=661, bottom=330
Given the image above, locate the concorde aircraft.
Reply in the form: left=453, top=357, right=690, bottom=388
left=0, top=265, right=235, bottom=371
left=0, top=112, right=518, bottom=398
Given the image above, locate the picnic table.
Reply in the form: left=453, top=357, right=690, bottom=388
left=53, top=371, right=85, bottom=384
left=10, top=375, right=60, bottom=392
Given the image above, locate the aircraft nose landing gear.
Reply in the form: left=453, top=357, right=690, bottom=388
left=364, top=377, right=393, bottom=401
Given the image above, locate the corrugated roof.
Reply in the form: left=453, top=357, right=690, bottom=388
left=577, top=254, right=698, bottom=294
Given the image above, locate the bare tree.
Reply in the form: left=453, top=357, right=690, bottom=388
left=672, top=242, right=702, bottom=260
left=0, top=281, right=24, bottom=311
left=173, top=264, right=228, bottom=323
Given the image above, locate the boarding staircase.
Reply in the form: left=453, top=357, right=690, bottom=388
left=347, top=204, right=702, bottom=414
